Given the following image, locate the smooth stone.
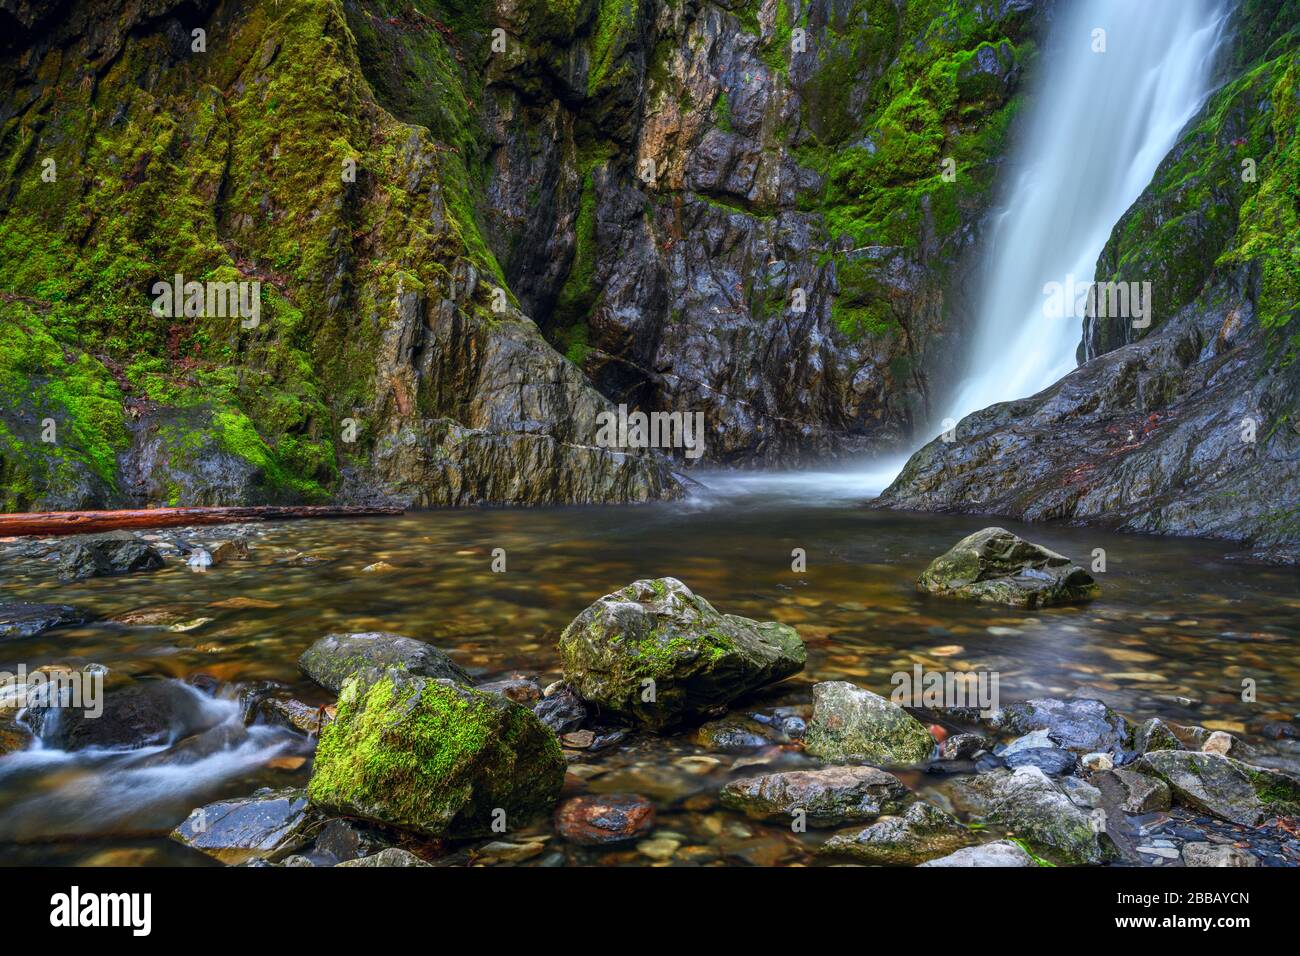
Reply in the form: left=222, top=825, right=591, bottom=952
left=719, top=766, right=910, bottom=827
left=818, top=801, right=974, bottom=865
left=920, top=840, right=1036, bottom=867
left=993, top=697, right=1130, bottom=753
left=298, top=631, right=470, bottom=693
left=0, top=602, right=88, bottom=639
left=1004, top=747, right=1078, bottom=776
left=554, top=794, right=656, bottom=845
left=171, top=788, right=317, bottom=865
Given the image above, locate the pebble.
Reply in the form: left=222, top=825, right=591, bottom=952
left=637, top=837, right=680, bottom=861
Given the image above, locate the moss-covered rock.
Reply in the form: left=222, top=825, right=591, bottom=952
left=1132, top=750, right=1300, bottom=826
left=557, top=577, right=806, bottom=730
left=307, top=673, right=565, bottom=838
left=803, top=680, right=935, bottom=765
left=917, top=527, right=1099, bottom=607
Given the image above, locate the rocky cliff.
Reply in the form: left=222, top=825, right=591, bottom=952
left=879, top=0, right=1300, bottom=552
left=0, top=0, right=1046, bottom=508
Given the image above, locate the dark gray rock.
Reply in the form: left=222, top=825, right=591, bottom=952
left=56, top=532, right=164, bottom=582
left=1133, top=750, right=1300, bottom=825
left=720, top=766, right=911, bottom=827
left=0, top=602, right=88, bottom=639
left=1004, top=746, right=1078, bottom=776
left=994, top=698, right=1131, bottom=753
left=171, top=788, right=317, bottom=865
left=26, top=679, right=221, bottom=751
left=532, top=685, right=587, bottom=734
left=298, top=631, right=471, bottom=693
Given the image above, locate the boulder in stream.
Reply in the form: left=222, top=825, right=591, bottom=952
left=298, top=631, right=471, bottom=693
left=804, top=681, right=936, bottom=765
left=307, top=673, right=565, bottom=839
left=25, top=678, right=221, bottom=751
left=557, top=578, right=805, bottom=730
left=916, top=528, right=1099, bottom=607
left=56, top=532, right=165, bottom=582
left=993, top=697, right=1131, bottom=753
left=721, top=766, right=911, bottom=827
left=920, top=840, right=1037, bottom=867
left=1132, top=750, right=1300, bottom=826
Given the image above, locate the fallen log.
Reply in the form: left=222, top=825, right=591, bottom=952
left=0, top=505, right=405, bottom=538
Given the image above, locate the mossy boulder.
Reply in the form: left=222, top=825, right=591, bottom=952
left=307, top=673, right=565, bottom=839
left=1132, top=750, right=1300, bottom=826
left=804, top=681, right=936, bottom=766
left=557, top=578, right=805, bottom=730
left=952, top=766, right=1112, bottom=865
left=298, top=631, right=471, bottom=694
left=720, top=766, right=911, bottom=827
left=917, top=528, right=1099, bottom=607
left=818, top=801, right=975, bottom=865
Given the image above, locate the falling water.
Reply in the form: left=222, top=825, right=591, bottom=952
left=696, top=0, right=1231, bottom=503
left=942, top=0, right=1229, bottom=424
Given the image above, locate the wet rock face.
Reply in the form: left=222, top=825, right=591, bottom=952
left=298, top=632, right=471, bottom=694
left=878, top=278, right=1300, bottom=550
left=917, top=528, right=1099, bottom=607
left=307, top=674, right=566, bottom=839
left=557, top=577, right=806, bottom=730
left=1132, top=750, right=1300, bottom=826
left=480, top=0, right=1043, bottom=467
left=804, top=680, right=935, bottom=766
left=720, top=766, right=911, bottom=827
left=172, top=789, right=318, bottom=865
left=26, top=679, right=220, bottom=751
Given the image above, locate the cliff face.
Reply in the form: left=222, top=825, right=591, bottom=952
left=0, top=0, right=1044, bottom=508
left=880, top=0, right=1300, bottom=551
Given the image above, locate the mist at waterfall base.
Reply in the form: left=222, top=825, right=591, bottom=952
left=695, top=0, right=1229, bottom=506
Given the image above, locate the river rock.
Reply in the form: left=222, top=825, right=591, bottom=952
left=804, top=681, right=935, bottom=765
left=0, top=602, right=88, bottom=639
left=916, top=528, right=1099, bottom=607
left=1106, top=767, right=1171, bottom=813
left=310, top=818, right=392, bottom=864
left=475, top=675, right=542, bottom=704
left=554, top=794, right=656, bottom=845
left=920, top=840, right=1037, bottom=867
left=172, top=788, right=317, bottom=865
left=938, top=732, right=989, bottom=760
left=26, top=678, right=221, bottom=750
left=532, top=684, right=587, bottom=734
left=56, top=532, right=165, bottom=582
left=1181, top=843, right=1259, bottom=867
left=994, top=697, right=1131, bottom=753
left=557, top=578, right=805, bottom=730
left=1201, top=730, right=1254, bottom=759
left=298, top=631, right=471, bottom=693
left=1004, top=747, right=1078, bottom=776
left=952, top=766, right=1110, bottom=864
left=818, top=801, right=974, bottom=865
left=720, top=766, right=910, bottom=827
left=256, top=697, right=333, bottom=736
left=694, top=714, right=782, bottom=752
left=335, top=848, right=430, bottom=867
left=1132, top=750, right=1300, bottom=825
left=307, top=673, right=565, bottom=839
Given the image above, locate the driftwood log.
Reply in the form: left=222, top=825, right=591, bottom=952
left=0, top=505, right=404, bottom=537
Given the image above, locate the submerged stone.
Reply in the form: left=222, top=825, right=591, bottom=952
left=0, top=602, right=88, bottom=639
left=298, top=631, right=471, bottom=693
left=554, top=794, right=656, bottom=845
left=557, top=578, right=805, bottom=730
left=917, top=527, right=1099, bottom=607
left=307, top=673, right=565, bottom=839
left=804, top=681, right=935, bottom=766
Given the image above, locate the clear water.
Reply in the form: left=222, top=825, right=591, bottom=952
left=1, top=501, right=1296, bottom=865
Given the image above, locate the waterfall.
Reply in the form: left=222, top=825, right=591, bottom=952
left=694, top=0, right=1231, bottom=504
left=941, top=0, right=1229, bottom=426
